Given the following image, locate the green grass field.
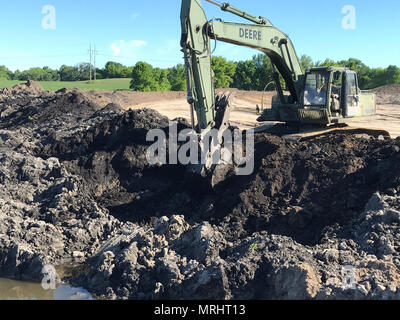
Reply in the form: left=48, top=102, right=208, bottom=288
left=0, top=78, right=132, bottom=92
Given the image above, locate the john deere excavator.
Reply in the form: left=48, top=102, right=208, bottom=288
left=180, top=0, right=389, bottom=183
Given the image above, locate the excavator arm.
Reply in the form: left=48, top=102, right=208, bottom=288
left=209, top=20, right=303, bottom=100
left=181, top=0, right=216, bottom=131
left=180, top=0, right=304, bottom=131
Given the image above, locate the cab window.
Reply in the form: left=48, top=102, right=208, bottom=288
left=303, top=71, right=329, bottom=106
left=347, top=73, right=358, bottom=95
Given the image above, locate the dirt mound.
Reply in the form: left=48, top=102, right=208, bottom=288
left=0, top=83, right=400, bottom=299
left=74, top=90, right=187, bottom=110
left=210, top=132, right=400, bottom=245
left=0, top=80, right=45, bottom=97
left=371, top=84, right=400, bottom=105
left=0, top=87, right=118, bottom=132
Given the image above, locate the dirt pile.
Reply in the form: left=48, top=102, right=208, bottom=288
left=0, top=82, right=400, bottom=299
left=371, top=84, right=400, bottom=105
left=0, top=80, right=45, bottom=97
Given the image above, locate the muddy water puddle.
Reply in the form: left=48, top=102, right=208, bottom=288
left=0, top=278, right=94, bottom=300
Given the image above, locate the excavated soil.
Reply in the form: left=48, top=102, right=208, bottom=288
left=1, top=81, right=400, bottom=300
left=371, top=84, right=400, bottom=105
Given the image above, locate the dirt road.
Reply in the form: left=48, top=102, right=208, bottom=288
left=132, top=96, right=261, bottom=127
left=80, top=88, right=400, bottom=138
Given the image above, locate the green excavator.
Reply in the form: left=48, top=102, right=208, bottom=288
left=180, top=0, right=387, bottom=129
left=180, top=0, right=389, bottom=184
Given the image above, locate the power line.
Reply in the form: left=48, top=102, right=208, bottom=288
left=0, top=49, right=181, bottom=70
left=0, top=54, right=87, bottom=59
left=96, top=53, right=179, bottom=63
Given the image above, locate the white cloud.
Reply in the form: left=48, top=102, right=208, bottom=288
left=110, top=40, right=147, bottom=57
left=130, top=40, right=147, bottom=47
left=110, top=43, right=121, bottom=56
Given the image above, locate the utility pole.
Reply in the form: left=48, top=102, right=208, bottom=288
left=88, top=44, right=98, bottom=81
left=88, top=44, right=92, bottom=81
left=93, top=45, right=97, bottom=81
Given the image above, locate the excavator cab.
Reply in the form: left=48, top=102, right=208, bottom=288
left=302, top=67, right=375, bottom=123
left=261, top=66, right=376, bottom=126
left=303, top=70, right=330, bottom=107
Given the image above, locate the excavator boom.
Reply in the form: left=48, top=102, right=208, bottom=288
left=209, top=20, right=304, bottom=101
left=181, top=0, right=304, bottom=131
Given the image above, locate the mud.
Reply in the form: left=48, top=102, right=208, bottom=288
left=0, top=81, right=400, bottom=300
left=0, top=278, right=93, bottom=300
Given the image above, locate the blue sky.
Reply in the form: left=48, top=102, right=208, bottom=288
left=0, top=0, right=398, bottom=71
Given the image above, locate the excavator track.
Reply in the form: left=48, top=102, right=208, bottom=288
left=248, top=123, right=391, bottom=142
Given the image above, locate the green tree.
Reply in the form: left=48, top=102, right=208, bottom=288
left=41, top=66, right=60, bottom=81
left=14, top=66, right=60, bottom=81
left=299, top=55, right=314, bottom=72
left=104, top=61, right=132, bottom=78
left=59, top=65, right=80, bottom=81
left=338, top=58, right=366, bottom=72
left=12, top=70, right=21, bottom=80
left=18, top=68, right=43, bottom=81
left=253, top=54, right=276, bottom=90
left=368, top=68, right=385, bottom=88
left=337, top=58, right=371, bottom=89
left=168, top=64, right=187, bottom=91
left=384, top=65, right=400, bottom=84
left=232, top=60, right=256, bottom=90
left=211, top=56, right=236, bottom=88
left=77, top=63, right=92, bottom=80
left=121, top=66, right=133, bottom=78
left=130, top=62, right=160, bottom=91
left=232, top=55, right=281, bottom=91
left=314, top=58, right=338, bottom=67
left=104, top=61, right=121, bottom=78
left=154, top=68, right=171, bottom=91
left=0, top=65, right=12, bottom=79
left=59, top=64, right=93, bottom=81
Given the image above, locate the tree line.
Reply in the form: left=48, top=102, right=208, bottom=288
left=0, top=55, right=399, bottom=91
left=129, top=55, right=400, bottom=91
left=299, top=56, right=400, bottom=90
left=0, top=61, right=134, bottom=82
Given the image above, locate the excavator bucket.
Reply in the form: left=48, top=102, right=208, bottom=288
left=185, top=92, right=236, bottom=190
